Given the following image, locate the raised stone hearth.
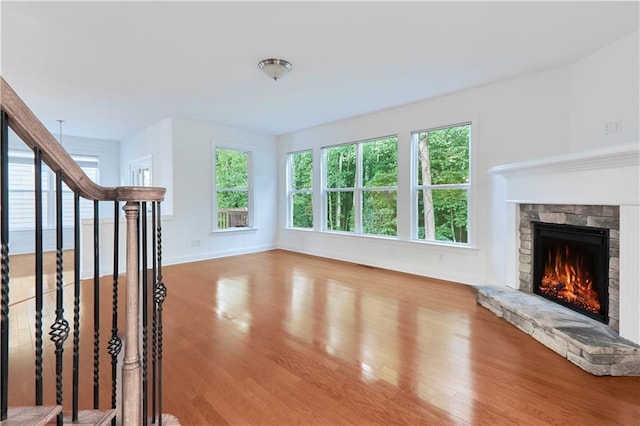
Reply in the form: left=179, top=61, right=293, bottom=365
left=476, top=285, right=640, bottom=376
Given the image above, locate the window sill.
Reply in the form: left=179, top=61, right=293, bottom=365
left=211, top=227, right=258, bottom=235
left=410, top=238, right=478, bottom=251
left=283, top=228, right=478, bottom=251
left=284, top=226, right=315, bottom=232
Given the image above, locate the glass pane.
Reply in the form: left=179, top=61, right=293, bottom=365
left=8, top=191, right=35, bottom=230
left=291, top=151, right=312, bottom=190
left=216, top=149, right=248, bottom=188
left=292, top=193, right=313, bottom=228
left=416, top=124, right=470, bottom=186
left=362, top=190, right=397, bottom=236
left=416, top=189, right=468, bottom=243
left=362, top=137, right=398, bottom=187
left=8, top=163, right=34, bottom=190
left=80, top=198, right=94, bottom=220
left=325, top=144, right=356, bottom=189
left=217, top=190, right=248, bottom=229
left=60, top=193, right=95, bottom=227
left=326, top=191, right=354, bottom=232
left=62, top=192, right=74, bottom=227
left=80, top=164, right=99, bottom=184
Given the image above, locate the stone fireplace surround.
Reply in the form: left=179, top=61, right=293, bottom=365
left=481, top=143, right=640, bottom=375
left=518, top=203, right=619, bottom=331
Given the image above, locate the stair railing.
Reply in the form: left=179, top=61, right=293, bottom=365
left=0, top=77, right=172, bottom=425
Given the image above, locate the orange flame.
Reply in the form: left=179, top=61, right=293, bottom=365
left=539, top=244, right=601, bottom=314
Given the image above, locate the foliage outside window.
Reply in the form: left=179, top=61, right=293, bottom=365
left=324, top=136, right=398, bottom=236
left=214, top=147, right=251, bottom=230
left=8, top=150, right=99, bottom=230
left=413, top=123, right=470, bottom=244
left=288, top=150, right=313, bottom=228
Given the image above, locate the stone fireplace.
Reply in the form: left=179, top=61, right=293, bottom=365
left=479, top=143, right=640, bottom=375
left=518, top=204, right=618, bottom=329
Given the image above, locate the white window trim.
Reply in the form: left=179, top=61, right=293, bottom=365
left=8, top=150, right=99, bottom=231
left=321, top=135, right=398, bottom=236
left=129, top=155, right=153, bottom=187
left=286, top=150, right=313, bottom=229
left=410, top=120, right=474, bottom=246
left=211, top=144, right=255, bottom=233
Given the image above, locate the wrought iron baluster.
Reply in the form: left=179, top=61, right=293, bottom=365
left=151, top=202, right=157, bottom=424
left=72, top=192, right=81, bottom=421
left=154, top=202, right=167, bottom=426
left=142, top=202, right=149, bottom=424
left=50, top=171, right=69, bottom=426
left=34, top=147, right=44, bottom=406
left=1, top=109, right=10, bottom=422
left=108, top=201, right=122, bottom=426
left=93, top=199, right=100, bottom=408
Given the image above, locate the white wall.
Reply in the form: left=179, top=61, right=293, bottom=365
left=88, top=29, right=638, bottom=287
left=278, top=65, right=572, bottom=286
left=569, top=30, right=639, bottom=151
left=8, top=130, right=120, bottom=254
left=162, top=117, right=278, bottom=265
left=94, top=116, right=278, bottom=275
left=276, top=29, right=639, bottom=287
left=120, top=117, right=174, bottom=215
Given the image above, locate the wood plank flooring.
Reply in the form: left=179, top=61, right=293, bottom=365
left=6, top=249, right=640, bottom=425
left=159, top=250, right=639, bottom=425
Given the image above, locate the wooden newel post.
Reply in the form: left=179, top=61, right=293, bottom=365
left=122, top=202, right=141, bottom=424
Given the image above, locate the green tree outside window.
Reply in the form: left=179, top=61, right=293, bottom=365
left=289, top=150, right=313, bottom=228
left=215, top=148, right=250, bottom=229
left=415, top=123, right=470, bottom=243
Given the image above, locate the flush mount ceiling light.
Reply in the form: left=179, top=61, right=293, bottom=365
left=258, top=58, right=293, bottom=81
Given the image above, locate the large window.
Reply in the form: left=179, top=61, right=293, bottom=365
left=8, top=150, right=99, bottom=230
left=214, top=147, right=252, bottom=230
left=413, top=123, right=470, bottom=244
left=287, top=150, right=313, bottom=229
left=324, top=136, right=397, bottom=236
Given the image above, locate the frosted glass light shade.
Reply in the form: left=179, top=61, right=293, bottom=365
left=258, top=58, right=293, bottom=81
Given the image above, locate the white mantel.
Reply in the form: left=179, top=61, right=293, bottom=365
left=490, top=143, right=640, bottom=344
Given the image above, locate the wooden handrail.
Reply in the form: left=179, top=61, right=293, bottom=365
left=0, top=77, right=165, bottom=203
left=1, top=76, right=175, bottom=424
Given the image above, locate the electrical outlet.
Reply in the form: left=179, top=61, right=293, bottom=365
left=191, top=239, right=201, bottom=247
left=603, top=122, right=612, bottom=135
left=613, top=119, right=622, bottom=133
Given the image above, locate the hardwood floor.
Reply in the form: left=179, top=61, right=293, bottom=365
left=159, top=250, right=639, bottom=425
left=6, top=249, right=640, bottom=424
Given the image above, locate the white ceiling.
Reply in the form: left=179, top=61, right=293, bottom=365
left=2, top=1, right=638, bottom=141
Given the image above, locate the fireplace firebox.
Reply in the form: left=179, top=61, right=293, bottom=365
left=532, top=222, right=609, bottom=324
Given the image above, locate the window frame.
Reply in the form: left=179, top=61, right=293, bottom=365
left=286, top=149, right=314, bottom=229
left=322, top=135, right=398, bottom=236
left=7, top=149, right=99, bottom=230
left=212, top=145, right=254, bottom=232
left=411, top=121, right=472, bottom=246
left=129, top=155, right=153, bottom=187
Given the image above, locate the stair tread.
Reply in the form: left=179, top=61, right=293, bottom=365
left=0, top=406, right=61, bottom=426
left=63, top=409, right=116, bottom=425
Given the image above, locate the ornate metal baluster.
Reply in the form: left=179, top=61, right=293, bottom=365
left=151, top=202, right=157, bottom=424
left=72, top=192, right=81, bottom=421
left=1, top=110, right=10, bottom=422
left=34, top=147, right=44, bottom=406
left=93, top=199, right=100, bottom=408
left=108, top=201, right=122, bottom=426
left=50, top=171, right=69, bottom=426
left=154, top=202, right=167, bottom=426
left=142, top=202, right=149, bottom=424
